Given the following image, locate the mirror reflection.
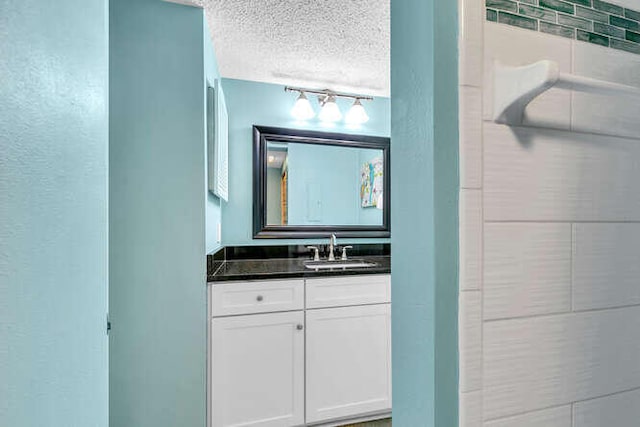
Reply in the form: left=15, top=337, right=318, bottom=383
left=265, top=142, right=384, bottom=227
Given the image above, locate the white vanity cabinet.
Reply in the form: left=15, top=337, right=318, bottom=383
left=305, top=275, right=392, bottom=424
left=211, top=311, right=305, bottom=427
left=305, top=304, right=392, bottom=423
left=209, top=274, right=391, bottom=427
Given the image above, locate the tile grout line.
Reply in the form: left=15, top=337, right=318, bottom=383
left=484, top=300, right=640, bottom=323
left=482, top=401, right=571, bottom=424
left=484, top=385, right=640, bottom=424
left=569, top=34, right=574, bottom=132
left=570, top=223, right=575, bottom=312
left=479, top=10, right=486, bottom=424
left=571, top=401, right=575, bottom=427
left=485, top=219, right=640, bottom=224
left=478, top=8, right=486, bottom=424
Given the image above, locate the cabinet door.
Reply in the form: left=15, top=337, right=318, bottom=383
left=211, top=311, right=305, bottom=427
left=306, top=304, right=392, bottom=423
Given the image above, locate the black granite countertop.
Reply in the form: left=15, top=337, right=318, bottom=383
left=207, top=244, right=390, bottom=283
left=208, top=256, right=390, bottom=282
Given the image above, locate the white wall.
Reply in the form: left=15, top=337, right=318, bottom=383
left=458, top=3, right=640, bottom=426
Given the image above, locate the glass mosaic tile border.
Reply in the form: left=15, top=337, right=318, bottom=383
left=486, top=0, right=640, bottom=54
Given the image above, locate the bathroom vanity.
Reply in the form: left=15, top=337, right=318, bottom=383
left=207, top=245, right=391, bottom=427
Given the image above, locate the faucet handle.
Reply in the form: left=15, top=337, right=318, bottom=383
left=307, top=246, right=320, bottom=261
left=341, top=246, right=353, bottom=261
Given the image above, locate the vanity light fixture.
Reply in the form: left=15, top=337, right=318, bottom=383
left=318, top=95, right=342, bottom=122
left=285, top=86, right=373, bottom=124
left=345, top=98, right=369, bottom=124
left=290, top=91, right=315, bottom=121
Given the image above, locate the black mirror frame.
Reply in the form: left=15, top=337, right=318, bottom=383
left=253, top=125, right=391, bottom=239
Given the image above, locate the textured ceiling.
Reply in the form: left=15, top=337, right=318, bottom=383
left=183, top=0, right=389, bottom=97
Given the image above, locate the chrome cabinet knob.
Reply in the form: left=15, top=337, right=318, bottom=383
left=296, top=324, right=304, bottom=330
left=256, top=295, right=264, bottom=302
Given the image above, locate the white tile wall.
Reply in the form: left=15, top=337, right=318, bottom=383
left=460, top=87, right=482, bottom=189
left=610, top=0, right=640, bottom=8
left=573, top=42, right=640, bottom=139
left=484, top=223, right=571, bottom=320
left=460, top=189, right=482, bottom=291
left=459, top=2, right=640, bottom=426
left=484, top=306, right=640, bottom=419
left=573, top=388, right=640, bottom=427
left=459, top=0, right=483, bottom=87
left=460, top=291, right=482, bottom=393
left=460, top=390, right=483, bottom=427
left=573, top=223, right=640, bottom=311
left=484, top=123, right=640, bottom=222
left=484, top=405, right=571, bottom=427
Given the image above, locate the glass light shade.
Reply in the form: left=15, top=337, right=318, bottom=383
left=318, top=96, right=342, bottom=122
left=290, top=92, right=315, bottom=120
left=345, top=99, right=369, bottom=124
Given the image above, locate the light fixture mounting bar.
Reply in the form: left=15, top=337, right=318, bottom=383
left=284, top=86, right=374, bottom=101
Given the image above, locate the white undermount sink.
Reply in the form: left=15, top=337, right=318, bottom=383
left=304, top=259, right=378, bottom=270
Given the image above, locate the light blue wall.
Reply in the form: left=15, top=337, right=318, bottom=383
left=109, top=1, right=209, bottom=426
left=0, top=0, right=109, bottom=426
left=286, top=145, right=382, bottom=226
left=204, top=21, right=224, bottom=253
left=391, top=0, right=459, bottom=426
left=221, top=78, right=390, bottom=246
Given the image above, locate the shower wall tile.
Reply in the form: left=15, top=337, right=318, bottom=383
left=483, top=23, right=571, bottom=129
left=484, top=223, right=571, bottom=320
left=573, top=387, right=640, bottom=427
left=461, top=0, right=640, bottom=424
left=460, top=390, right=483, bottom=427
left=460, top=291, right=483, bottom=392
left=460, top=189, right=483, bottom=290
left=460, top=86, right=483, bottom=189
left=572, top=41, right=640, bottom=138
left=539, top=21, right=575, bottom=38
left=557, top=13, right=593, bottom=31
left=539, top=0, right=575, bottom=15
left=487, top=0, right=519, bottom=13
left=576, top=6, right=609, bottom=23
left=592, top=0, right=624, bottom=15
left=576, top=29, right=611, bottom=45
left=484, top=305, right=640, bottom=419
left=484, top=405, right=571, bottom=427
left=461, top=0, right=485, bottom=87
left=485, top=0, right=640, bottom=55
left=573, top=223, right=640, bottom=310
left=484, top=123, right=640, bottom=221
left=497, top=11, right=539, bottom=30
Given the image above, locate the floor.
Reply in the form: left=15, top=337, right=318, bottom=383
left=342, top=419, right=391, bottom=427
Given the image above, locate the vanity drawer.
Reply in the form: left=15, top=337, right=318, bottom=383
left=306, top=274, right=391, bottom=309
left=211, top=279, right=304, bottom=316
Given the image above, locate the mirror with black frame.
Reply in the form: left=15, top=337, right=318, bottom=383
left=253, top=126, right=390, bottom=239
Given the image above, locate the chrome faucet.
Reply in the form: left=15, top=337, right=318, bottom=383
left=328, top=234, right=337, bottom=261
left=307, top=246, right=320, bottom=261
left=341, top=245, right=353, bottom=261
